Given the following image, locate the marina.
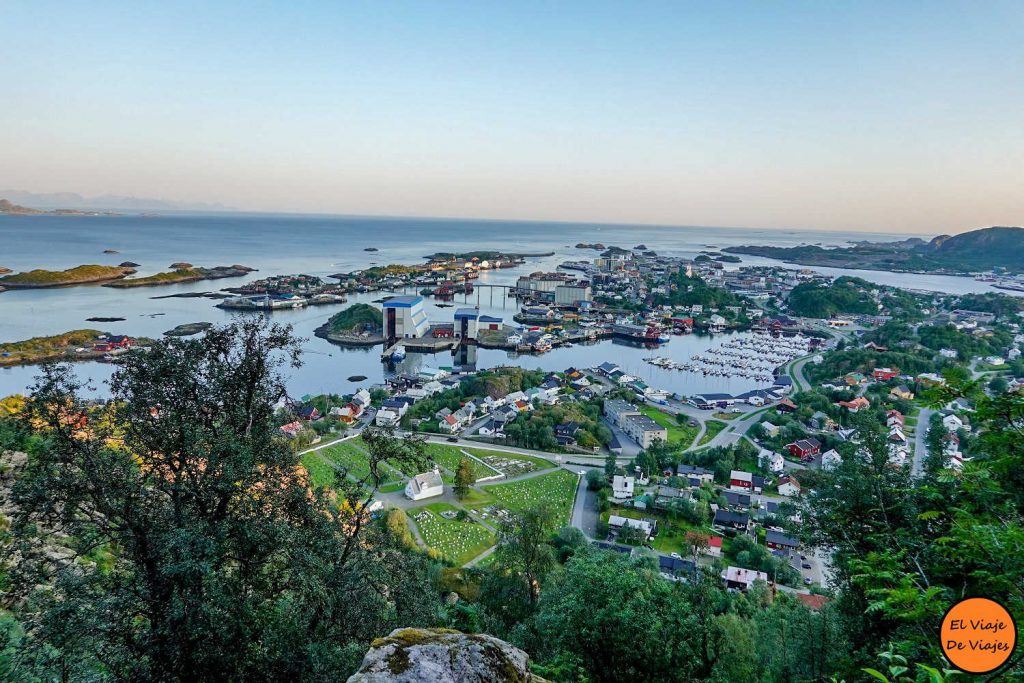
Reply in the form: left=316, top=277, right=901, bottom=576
left=643, top=332, right=815, bottom=383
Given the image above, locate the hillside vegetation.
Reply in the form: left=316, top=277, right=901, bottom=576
left=0, top=329, right=106, bottom=366
left=785, top=276, right=878, bottom=318
left=726, top=225, right=1024, bottom=273
left=322, top=304, right=383, bottom=333
left=0, top=264, right=135, bottom=287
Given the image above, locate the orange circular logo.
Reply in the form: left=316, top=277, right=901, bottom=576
left=940, top=597, right=1016, bottom=674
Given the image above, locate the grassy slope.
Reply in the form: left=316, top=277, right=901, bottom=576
left=105, top=269, right=204, bottom=288
left=638, top=405, right=699, bottom=448
left=479, top=468, right=578, bottom=525
left=0, top=264, right=132, bottom=286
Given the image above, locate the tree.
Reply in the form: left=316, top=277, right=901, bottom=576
left=3, top=320, right=439, bottom=680
left=585, top=468, right=605, bottom=491
left=604, top=451, right=618, bottom=477
left=493, top=504, right=558, bottom=608
left=527, top=549, right=701, bottom=682
left=454, top=456, right=474, bottom=499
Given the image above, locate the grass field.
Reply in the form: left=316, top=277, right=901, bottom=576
left=698, top=420, right=728, bottom=446
left=300, top=451, right=338, bottom=489
left=318, top=440, right=373, bottom=480
left=478, top=468, right=579, bottom=526
left=639, top=405, right=699, bottom=448
left=314, top=438, right=407, bottom=483
left=423, top=443, right=499, bottom=482
left=410, top=503, right=496, bottom=565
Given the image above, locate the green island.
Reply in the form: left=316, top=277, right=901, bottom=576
left=104, top=265, right=253, bottom=288
left=318, top=303, right=383, bottom=334
left=313, top=303, right=385, bottom=344
left=0, top=264, right=136, bottom=288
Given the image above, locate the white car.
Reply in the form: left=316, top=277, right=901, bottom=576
left=670, top=552, right=682, bottom=560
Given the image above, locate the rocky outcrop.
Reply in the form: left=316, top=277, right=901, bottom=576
left=347, top=628, right=547, bottom=683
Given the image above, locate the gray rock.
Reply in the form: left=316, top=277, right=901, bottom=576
left=347, top=628, right=546, bottom=683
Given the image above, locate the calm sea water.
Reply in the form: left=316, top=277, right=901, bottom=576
left=0, top=213, right=1011, bottom=398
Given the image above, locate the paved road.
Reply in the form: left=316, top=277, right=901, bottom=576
left=911, top=408, right=934, bottom=477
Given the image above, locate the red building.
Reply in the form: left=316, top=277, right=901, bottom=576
left=872, top=367, right=899, bottom=381
left=787, top=438, right=822, bottom=460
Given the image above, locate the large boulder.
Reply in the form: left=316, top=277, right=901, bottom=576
left=347, top=628, right=547, bottom=683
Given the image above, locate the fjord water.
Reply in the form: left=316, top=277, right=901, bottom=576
left=0, top=213, right=1009, bottom=398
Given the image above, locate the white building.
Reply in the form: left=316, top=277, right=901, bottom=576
left=943, top=414, right=967, bottom=433
left=554, top=281, right=593, bottom=306
left=608, top=515, right=654, bottom=539
left=821, top=449, right=842, bottom=471
left=758, top=449, right=784, bottom=474
left=405, top=470, right=444, bottom=501
left=383, top=295, right=430, bottom=339
left=777, top=476, right=801, bottom=497
left=612, top=475, right=635, bottom=500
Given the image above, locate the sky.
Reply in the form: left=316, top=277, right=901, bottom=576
left=1, top=1, right=1022, bottom=234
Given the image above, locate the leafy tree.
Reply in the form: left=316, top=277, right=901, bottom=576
left=454, top=456, right=474, bottom=499
left=526, top=549, right=700, bottom=682
left=493, top=504, right=558, bottom=609
left=2, top=320, right=439, bottom=680
left=585, top=469, right=606, bottom=491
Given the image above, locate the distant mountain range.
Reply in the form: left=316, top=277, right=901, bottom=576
left=0, top=190, right=234, bottom=213
left=724, top=226, right=1024, bottom=274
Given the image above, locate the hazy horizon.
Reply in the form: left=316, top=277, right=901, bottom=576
left=2, top=2, right=1022, bottom=234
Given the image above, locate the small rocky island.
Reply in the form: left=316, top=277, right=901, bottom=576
left=104, top=264, right=255, bottom=288
left=0, top=264, right=137, bottom=288
left=164, top=322, right=213, bottom=337
left=314, top=304, right=385, bottom=346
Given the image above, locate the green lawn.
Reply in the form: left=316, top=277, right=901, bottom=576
left=423, top=443, right=498, bottom=482
left=599, top=507, right=710, bottom=555
left=300, top=451, right=338, bottom=489
left=463, top=446, right=556, bottom=476
left=697, top=420, right=728, bottom=446
left=638, top=405, right=699, bottom=448
left=478, top=469, right=579, bottom=526
left=317, top=438, right=406, bottom=483
left=409, top=502, right=496, bottom=565
left=319, top=440, right=372, bottom=480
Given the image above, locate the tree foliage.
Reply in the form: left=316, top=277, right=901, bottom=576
left=1, top=320, right=440, bottom=680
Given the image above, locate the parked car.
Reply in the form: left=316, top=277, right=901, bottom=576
left=802, top=562, right=812, bottom=569
left=670, top=552, right=682, bottom=560
left=804, top=577, right=813, bottom=585
left=447, top=436, right=459, bottom=442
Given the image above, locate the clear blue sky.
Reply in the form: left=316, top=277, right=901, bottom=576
left=1, top=1, right=1022, bottom=232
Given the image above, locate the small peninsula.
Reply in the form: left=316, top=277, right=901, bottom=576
left=0, top=330, right=140, bottom=367
left=0, top=264, right=137, bottom=288
left=104, top=265, right=255, bottom=288
left=724, top=225, right=1024, bottom=274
